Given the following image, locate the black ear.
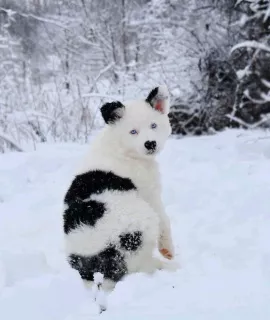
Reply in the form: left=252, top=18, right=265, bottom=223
left=100, top=101, right=125, bottom=125
left=146, top=85, right=170, bottom=114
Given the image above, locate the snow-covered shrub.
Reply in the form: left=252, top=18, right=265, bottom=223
left=229, top=0, right=270, bottom=128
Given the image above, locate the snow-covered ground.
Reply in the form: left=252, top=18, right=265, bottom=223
left=0, top=129, right=270, bottom=320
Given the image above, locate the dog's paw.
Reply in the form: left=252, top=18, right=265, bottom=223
left=159, top=248, right=173, bottom=260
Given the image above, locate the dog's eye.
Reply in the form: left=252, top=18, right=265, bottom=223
left=151, top=123, right=157, bottom=129
left=130, top=129, right=138, bottom=135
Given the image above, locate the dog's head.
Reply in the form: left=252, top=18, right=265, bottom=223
left=100, top=85, right=171, bottom=159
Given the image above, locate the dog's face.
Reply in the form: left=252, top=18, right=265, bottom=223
left=101, top=85, right=172, bottom=159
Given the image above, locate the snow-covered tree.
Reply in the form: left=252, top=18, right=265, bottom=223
left=169, top=0, right=241, bottom=135
left=230, top=0, right=270, bottom=128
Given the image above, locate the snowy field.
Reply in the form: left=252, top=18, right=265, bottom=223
left=0, top=129, right=270, bottom=320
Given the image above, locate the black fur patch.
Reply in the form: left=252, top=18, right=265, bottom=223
left=64, top=170, right=136, bottom=204
left=63, top=170, right=136, bottom=234
left=120, top=231, right=142, bottom=251
left=100, top=101, right=125, bottom=124
left=146, top=87, right=159, bottom=106
left=68, top=246, right=127, bottom=282
left=63, top=199, right=105, bottom=234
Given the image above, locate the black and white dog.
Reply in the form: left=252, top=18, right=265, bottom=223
left=63, top=85, right=177, bottom=292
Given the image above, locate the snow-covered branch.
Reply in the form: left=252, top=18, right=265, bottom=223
left=231, top=41, right=270, bottom=54
left=0, top=131, right=24, bottom=152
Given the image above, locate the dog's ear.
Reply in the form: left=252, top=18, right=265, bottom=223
left=146, top=85, right=170, bottom=115
left=100, top=101, right=125, bottom=125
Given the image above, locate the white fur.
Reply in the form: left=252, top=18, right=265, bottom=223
left=64, top=85, right=177, bottom=290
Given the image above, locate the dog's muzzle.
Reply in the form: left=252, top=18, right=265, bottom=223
left=144, top=140, right=157, bottom=154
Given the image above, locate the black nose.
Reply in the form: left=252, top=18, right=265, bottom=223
left=144, top=140, right=156, bottom=151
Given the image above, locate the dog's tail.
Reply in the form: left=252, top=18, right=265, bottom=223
left=93, top=272, right=107, bottom=314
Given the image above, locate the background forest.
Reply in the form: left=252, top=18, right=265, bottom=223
left=0, top=0, right=270, bottom=151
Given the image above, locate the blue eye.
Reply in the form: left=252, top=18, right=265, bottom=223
left=130, top=129, right=138, bottom=135
left=151, top=123, right=157, bottom=129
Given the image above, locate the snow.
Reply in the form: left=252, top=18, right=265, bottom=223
left=236, top=67, right=250, bottom=80
left=0, top=129, right=270, bottom=319
left=94, top=273, right=104, bottom=286
left=93, top=273, right=107, bottom=314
